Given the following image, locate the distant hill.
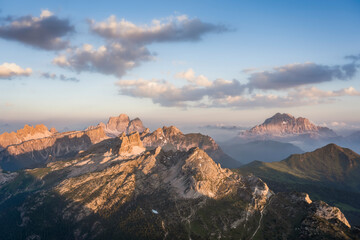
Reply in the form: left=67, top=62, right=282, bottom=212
left=220, top=140, right=304, bottom=164
left=237, top=143, right=360, bottom=225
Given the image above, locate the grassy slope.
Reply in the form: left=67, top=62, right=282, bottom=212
left=236, top=144, right=360, bottom=226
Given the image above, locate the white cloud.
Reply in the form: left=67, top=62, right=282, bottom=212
left=0, top=62, right=32, bottom=79
left=116, top=71, right=360, bottom=109
left=53, top=14, right=228, bottom=78
left=116, top=75, right=246, bottom=107
left=53, top=43, right=153, bottom=77
left=175, top=68, right=212, bottom=87
left=89, top=15, right=228, bottom=45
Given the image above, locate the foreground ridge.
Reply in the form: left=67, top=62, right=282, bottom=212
left=0, top=132, right=357, bottom=239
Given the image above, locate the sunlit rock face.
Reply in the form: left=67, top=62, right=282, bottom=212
left=106, top=114, right=130, bottom=134
left=141, top=125, right=240, bottom=168
left=0, top=138, right=356, bottom=239
left=0, top=126, right=107, bottom=171
left=0, top=124, right=55, bottom=149
left=241, top=113, right=337, bottom=138
left=92, top=114, right=146, bottom=137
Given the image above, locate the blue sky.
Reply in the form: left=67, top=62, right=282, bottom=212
left=0, top=0, right=360, bottom=133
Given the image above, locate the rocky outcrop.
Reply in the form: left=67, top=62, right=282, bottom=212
left=261, top=192, right=355, bottom=239
left=241, top=113, right=337, bottom=138
left=0, top=126, right=107, bottom=171
left=141, top=126, right=241, bottom=168
left=312, top=201, right=351, bottom=228
left=0, top=124, right=55, bottom=149
left=116, top=132, right=145, bottom=156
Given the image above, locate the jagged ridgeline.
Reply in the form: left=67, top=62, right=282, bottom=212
left=0, top=114, right=239, bottom=171
left=0, top=114, right=358, bottom=239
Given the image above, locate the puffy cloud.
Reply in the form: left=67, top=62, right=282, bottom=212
left=41, top=72, right=79, bottom=82
left=52, top=43, right=153, bottom=77
left=0, top=10, right=74, bottom=50
left=175, top=68, right=212, bottom=86
left=0, top=62, right=32, bottom=79
left=54, top=15, right=228, bottom=78
left=247, top=62, right=359, bottom=90
left=116, top=77, right=246, bottom=107
left=89, top=15, right=228, bottom=44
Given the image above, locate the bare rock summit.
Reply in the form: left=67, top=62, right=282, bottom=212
left=0, top=124, right=56, bottom=149
left=242, top=113, right=337, bottom=138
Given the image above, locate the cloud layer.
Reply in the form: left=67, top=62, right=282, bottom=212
left=116, top=68, right=360, bottom=109
left=0, top=10, right=74, bottom=50
left=117, top=75, right=245, bottom=107
left=89, top=15, right=228, bottom=45
left=0, top=62, right=32, bottom=79
left=247, top=62, right=359, bottom=90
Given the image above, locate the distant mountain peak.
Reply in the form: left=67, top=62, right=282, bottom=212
left=241, top=113, right=337, bottom=139
left=264, top=112, right=295, bottom=124
left=93, top=113, right=146, bottom=137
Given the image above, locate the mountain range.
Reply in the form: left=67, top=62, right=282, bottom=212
left=0, top=114, right=240, bottom=171
left=0, top=113, right=359, bottom=239
left=0, top=127, right=357, bottom=239
left=222, top=113, right=360, bottom=162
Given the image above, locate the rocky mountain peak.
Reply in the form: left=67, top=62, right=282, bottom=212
left=107, top=114, right=130, bottom=132
left=0, top=124, right=55, bottom=149
left=163, top=125, right=182, bottom=136
left=242, top=113, right=337, bottom=138
left=127, top=117, right=145, bottom=133
left=117, top=131, right=145, bottom=156
left=49, top=127, right=58, bottom=134
left=263, top=112, right=295, bottom=125
left=96, top=113, right=146, bottom=137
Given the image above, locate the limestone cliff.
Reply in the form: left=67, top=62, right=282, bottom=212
left=141, top=126, right=240, bottom=168
left=0, top=124, right=55, bottom=149
left=0, top=126, right=107, bottom=171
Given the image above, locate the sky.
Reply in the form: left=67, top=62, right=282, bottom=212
left=0, top=0, right=360, bottom=134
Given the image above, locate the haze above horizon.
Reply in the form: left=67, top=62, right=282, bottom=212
left=1, top=0, right=360, bottom=133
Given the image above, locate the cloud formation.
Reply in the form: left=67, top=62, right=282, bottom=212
left=116, top=65, right=360, bottom=109
left=208, top=86, right=360, bottom=109
left=41, top=72, right=79, bottom=82
left=0, top=10, right=74, bottom=50
left=0, top=62, right=32, bottom=79
left=53, top=43, right=153, bottom=77
left=54, top=15, right=228, bottom=78
left=116, top=77, right=246, bottom=107
left=89, top=15, right=228, bottom=45
left=247, top=62, right=359, bottom=90
left=175, top=68, right=212, bottom=86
